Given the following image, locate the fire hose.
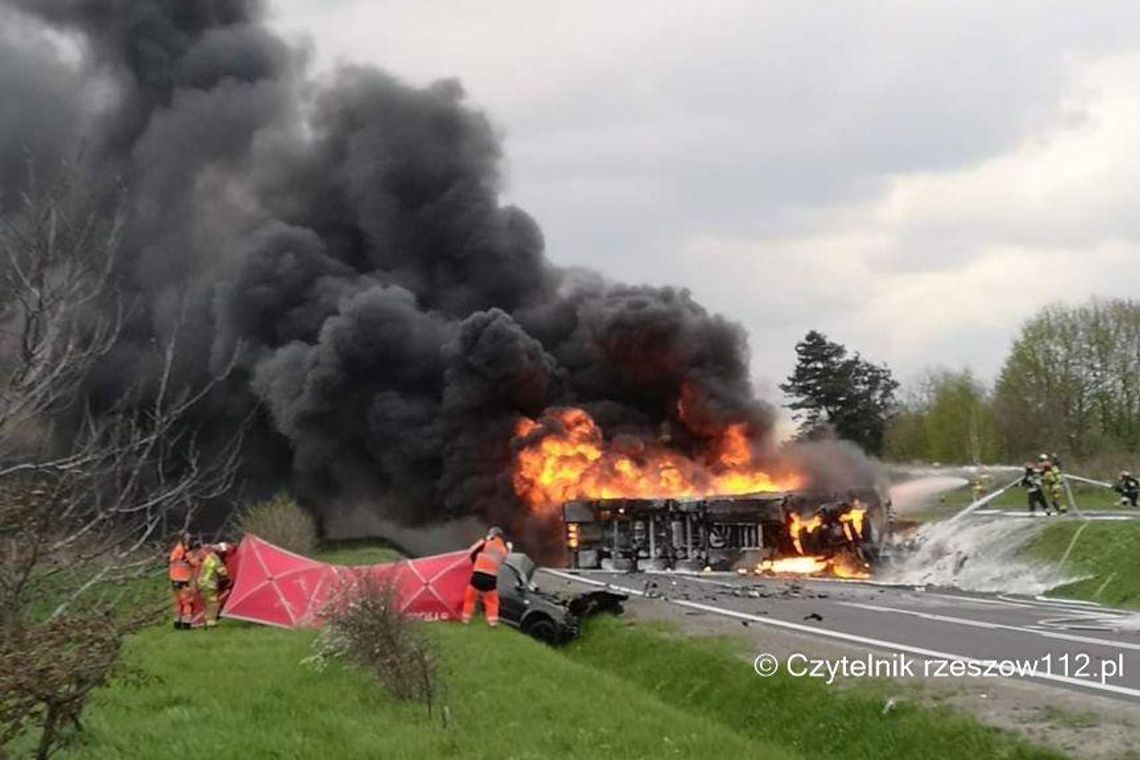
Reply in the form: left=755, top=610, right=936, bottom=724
left=1061, top=475, right=1086, bottom=518
left=950, top=470, right=1122, bottom=523
left=949, top=476, right=1023, bottom=522
left=1064, top=473, right=1114, bottom=489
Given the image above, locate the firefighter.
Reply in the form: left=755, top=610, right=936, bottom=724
left=1020, top=464, right=1050, bottom=515
left=1040, top=460, right=1067, bottom=514
left=214, top=542, right=235, bottom=608
left=1114, top=471, right=1139, bottom=508
left=461, top=527, right=510, bottom=627
left=198, top=543, right=230, bottom=628
left=168, top=533, right=200, bottom=629
left=970, top=466, right=991, bottom=502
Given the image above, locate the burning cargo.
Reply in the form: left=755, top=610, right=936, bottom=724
left=562, top=488, right=888, bottom=578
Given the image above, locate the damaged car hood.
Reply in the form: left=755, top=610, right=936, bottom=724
left=505, top=553, right=628, bottom=619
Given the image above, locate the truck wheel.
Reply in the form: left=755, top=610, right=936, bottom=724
left=522, top=616, right=558, bottom=644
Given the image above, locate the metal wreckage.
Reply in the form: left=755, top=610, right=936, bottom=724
left=510, top=486, right=889, bottom=644
left=561, top=487, right=891, bottom=579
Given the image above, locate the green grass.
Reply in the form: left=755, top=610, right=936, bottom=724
left=23, top=561, right=168, bottom=623
left=1022, top=520, right=1140, bottom=608
left=58, top=621, right=792, bottom=759
left=565, top=618, right=1063, bottom=760
left=315, top=541, right=403, bottom=565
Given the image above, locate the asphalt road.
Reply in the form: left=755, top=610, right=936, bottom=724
left=540, top=567, right=1140, bottom=703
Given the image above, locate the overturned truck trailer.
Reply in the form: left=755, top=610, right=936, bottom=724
left=561, top=488, right=890, bottom=576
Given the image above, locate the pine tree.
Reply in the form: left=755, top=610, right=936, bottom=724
left=780, top=330, right=899, bottom=454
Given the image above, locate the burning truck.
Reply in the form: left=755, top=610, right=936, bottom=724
left=561, top=489, right=886, bottom=578
left=511, top=406, right=890, bottom=579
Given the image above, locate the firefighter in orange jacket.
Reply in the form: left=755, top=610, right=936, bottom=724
left=168, top=533, right=201, bottom=630
left=461, top=527, right=509, bottom=626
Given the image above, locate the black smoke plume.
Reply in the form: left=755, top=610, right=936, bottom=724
left=0, top=1, right=879, bottom=552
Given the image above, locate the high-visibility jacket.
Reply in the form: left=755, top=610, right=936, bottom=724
left=471, top=536, right=508, bottom=577
left=1042, top=467, right=1063, bottom=492
left=198, top=551, right=228, bottom=590
left=169, top=543, right=193, bottom=582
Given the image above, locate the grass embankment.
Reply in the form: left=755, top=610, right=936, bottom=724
left=58, top=543, right=786, bottom=759
left=567, top=617, right=1060, bottom=760
left=1022, top=520, right=1140, bottom=609
left=44, top=542, right=1062, bottom=759
left=912, top=480, right=1127, bottom=523
left=65, top=623, right=784, bottom=759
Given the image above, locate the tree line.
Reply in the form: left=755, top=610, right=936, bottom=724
left=784, top=299, right=1140, bottom=468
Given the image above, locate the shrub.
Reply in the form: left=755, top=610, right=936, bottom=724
left=237, top=494, right=318, bottom=555
left=0, top=616, right=147, bottom=759
left=308, top=577, right=442, bottom=715
left=1, top=478, right=162, bottom=759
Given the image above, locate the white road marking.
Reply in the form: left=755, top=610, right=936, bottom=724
left=840, top=601, right=1140, bottom=651
left=878, top=590, right=1104, bottom=615
left=990, top=595, right=1136, bottom=619
left=975, top=595, right=1131, bottom=617
left=541, top=568, right=1140, bottom=701
left=960, top=510, right=1138, bottom=521
left=1035, top=617, right=1128, bottom=632
left=1031, top=595, right=1108, bottom=607
left=921, top=592, right=1050, bottom=611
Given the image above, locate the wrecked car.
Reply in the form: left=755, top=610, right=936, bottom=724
left=497, top=553, right=626, bottom=644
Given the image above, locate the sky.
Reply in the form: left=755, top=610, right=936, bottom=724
left=269, top=0, right=1140, bottom=401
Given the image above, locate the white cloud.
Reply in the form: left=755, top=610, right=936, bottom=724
left=878, top=53, right=1140, bottom=254
left=683, top=51, right=1140, bottom=389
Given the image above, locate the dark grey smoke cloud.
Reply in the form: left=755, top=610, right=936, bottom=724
left=1, top=0, right=876, bottom=550
left=0, top=8, right=94, bottom=206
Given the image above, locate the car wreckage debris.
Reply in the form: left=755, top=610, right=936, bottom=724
left=497, top=554, right=627, bottom=645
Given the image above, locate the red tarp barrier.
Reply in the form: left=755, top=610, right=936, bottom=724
left=379, top=550, right=472, bottom=622
left=221, top=535, right=472, bottom=629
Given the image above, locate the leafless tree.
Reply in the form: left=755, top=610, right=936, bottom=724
left=0, top=170, right=120, bottom=463
left=0, top=171, right=245, bottom=758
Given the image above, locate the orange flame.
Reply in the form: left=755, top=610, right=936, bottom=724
left=788, top=512, right=822, bottom=555
left=511, top=407, right=803, bottom=513
left=838, top=506, right=866, bottom=543
left=780, top=503, right=871, bottom=579
left=830, top=552, right=872, bottom=579
left=758, top=556, right=830, bottom=575
left=755, top=553, right=870, bottom=579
